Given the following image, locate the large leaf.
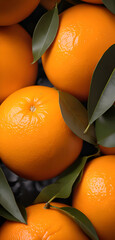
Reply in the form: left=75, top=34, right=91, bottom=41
left=0, top=204, right=27, bottom=223
left=88, top=44, right=115, bottom=127
left=102, top=0, right=115, bottom=14
left=95, top=106, right=115, bottom=147
left=32, top=5, right=59, bottom=63
left=0, top=168, right=26, bottom=223
left=49, top=205, right=99, bottom=240
left=34, top=150, right=100, bottom=204
left=59, top=91, right=96, bottom=145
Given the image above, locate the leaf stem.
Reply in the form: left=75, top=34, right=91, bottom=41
left=84, top=124, right=90, bottom=134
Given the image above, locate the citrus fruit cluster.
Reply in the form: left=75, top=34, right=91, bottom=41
left=0, top=1, right=115, bottom=240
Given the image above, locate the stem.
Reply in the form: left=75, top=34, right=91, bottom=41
left=84, top=124, right=90, bottom=134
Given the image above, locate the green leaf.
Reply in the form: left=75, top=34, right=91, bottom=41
left=34, top=150, right=100, bottom=204
left=49, top=205, right=99, bottom=240
left=32, top=5, right=59, bottom=63
left=95, top=106, right=115, bottom=147
left=0, top=168, right=26, bottom=224
left=102, top=0, right=115, bottom=14
left=0, top=204, right=27, bottom=223
left=88, top=44, right=115, bottom=126
left=59, top=91, right=96, bottom=145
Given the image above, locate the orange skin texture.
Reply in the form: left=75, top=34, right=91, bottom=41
left=0, top=0, right=40, bottom=26
left=0, top=24, right=38, bottom=103
left=99, top=145, right=115, bottom=155
left=0, top=86, right=83, bottom=181
left=0, top=202, right=88, bottom=240
left=72, top=155, right=115, bottom=240
left=81, top=0, right=102, bottom=3
left=40, top=0, right=61, bottom=10
left=42, top=4, right=115, bottom=101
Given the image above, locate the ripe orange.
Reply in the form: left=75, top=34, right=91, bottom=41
left=0, top=202, right=88, bottom=240
left=81, top=0, right=102, bottom=3
left=0, top=24, right=38, bottom=103
left=0, top=86, right=83, bottom=181
left=42, top=4, right=115, bottom=101
left=99, top=145, right=115, bottom=155
left=40, top=0, right=61, bottom=10
left=72, top=155, right=115, bottom=240
left=0, top=0, right=40, bottom=26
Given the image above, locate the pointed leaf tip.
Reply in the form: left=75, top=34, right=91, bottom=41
left=88, top=44, right=115, bottom=125
left=0, top=168, right=26, bottom=223
left=59, top=91, right=96, bottom=145
left=32, top=5, right=59, bottom=62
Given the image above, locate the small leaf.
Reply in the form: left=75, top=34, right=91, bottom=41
left=59, top=90, right=96, bottom=145
left=0, top=168, right=26, bottom=224
left=102, top=0, right=115, bottom=14
left=95, top=106, right=115, bottom=147
left=32, top=5, right=59, bottom=62
left=50, top=205, right=99, bottom=240
left=34, top=150, right=100, bottom=204
left=88, top=44, right=115, bottom=126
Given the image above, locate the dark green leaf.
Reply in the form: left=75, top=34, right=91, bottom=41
left=0, top=168, right=26, bottom=224
left=59, top=91, right=96, bottom=145
left=34, top=156, right=87, bottom=204
left=102, top=0, right=115, bottom=14
left=0, top=204, right=27, bottom=223
left=88, top=44, right=115, bottom=126
left=34, top=150, right=100, bottom=204
left=32, top=5, right=59, bottom=62
left=95, top=106, right=115, bottom=147
left=50, top=205, right=99, bottom=240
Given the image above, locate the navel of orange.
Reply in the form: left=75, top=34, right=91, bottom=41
left=0, top=86, right=83, bottom=181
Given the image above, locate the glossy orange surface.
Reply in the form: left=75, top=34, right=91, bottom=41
left=0, top=0, right=40, bottom=25
left=42, top=4, right=115, bottom=101
left=0, top=24, right=38, bottom=103
left=0, top=202, right=88, bottom=240
left=0, top=86, right=83, bottom=180
left=73, top=155, right=115, bottom=240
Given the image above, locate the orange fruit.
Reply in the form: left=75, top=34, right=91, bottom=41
left=40, top=0, right=61, bottom=10
left=0, top=202, right=88, bottom=240
left=81, top=0, right=102, bottom=3
left=99, top=145, right=115, bottom=155
left=72, top=155, right=115, bottom=240
left=0, top=0, right=40, bottom=26
left=0, top=24, right=38, bottom=103
left=0, top=86, right=83, bottom=181
left=42, top=4, right=115, bottom=101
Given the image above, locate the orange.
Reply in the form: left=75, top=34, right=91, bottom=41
left=40, top=0, right=61, bottom=10
left=0, top=0, right=40, bottom=26
left=42, top=4, right=115, bottom=101
left=72, top=155, right=115, bottom=240
left=0, top=202, right=88, bottom=240
left=99, top=145, right=115, bottom=155
left=0, top=24, right=38, bottom=103
left=81, top=0, right=102, bottom=3
left=0, top=86, right=83, bottom=181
